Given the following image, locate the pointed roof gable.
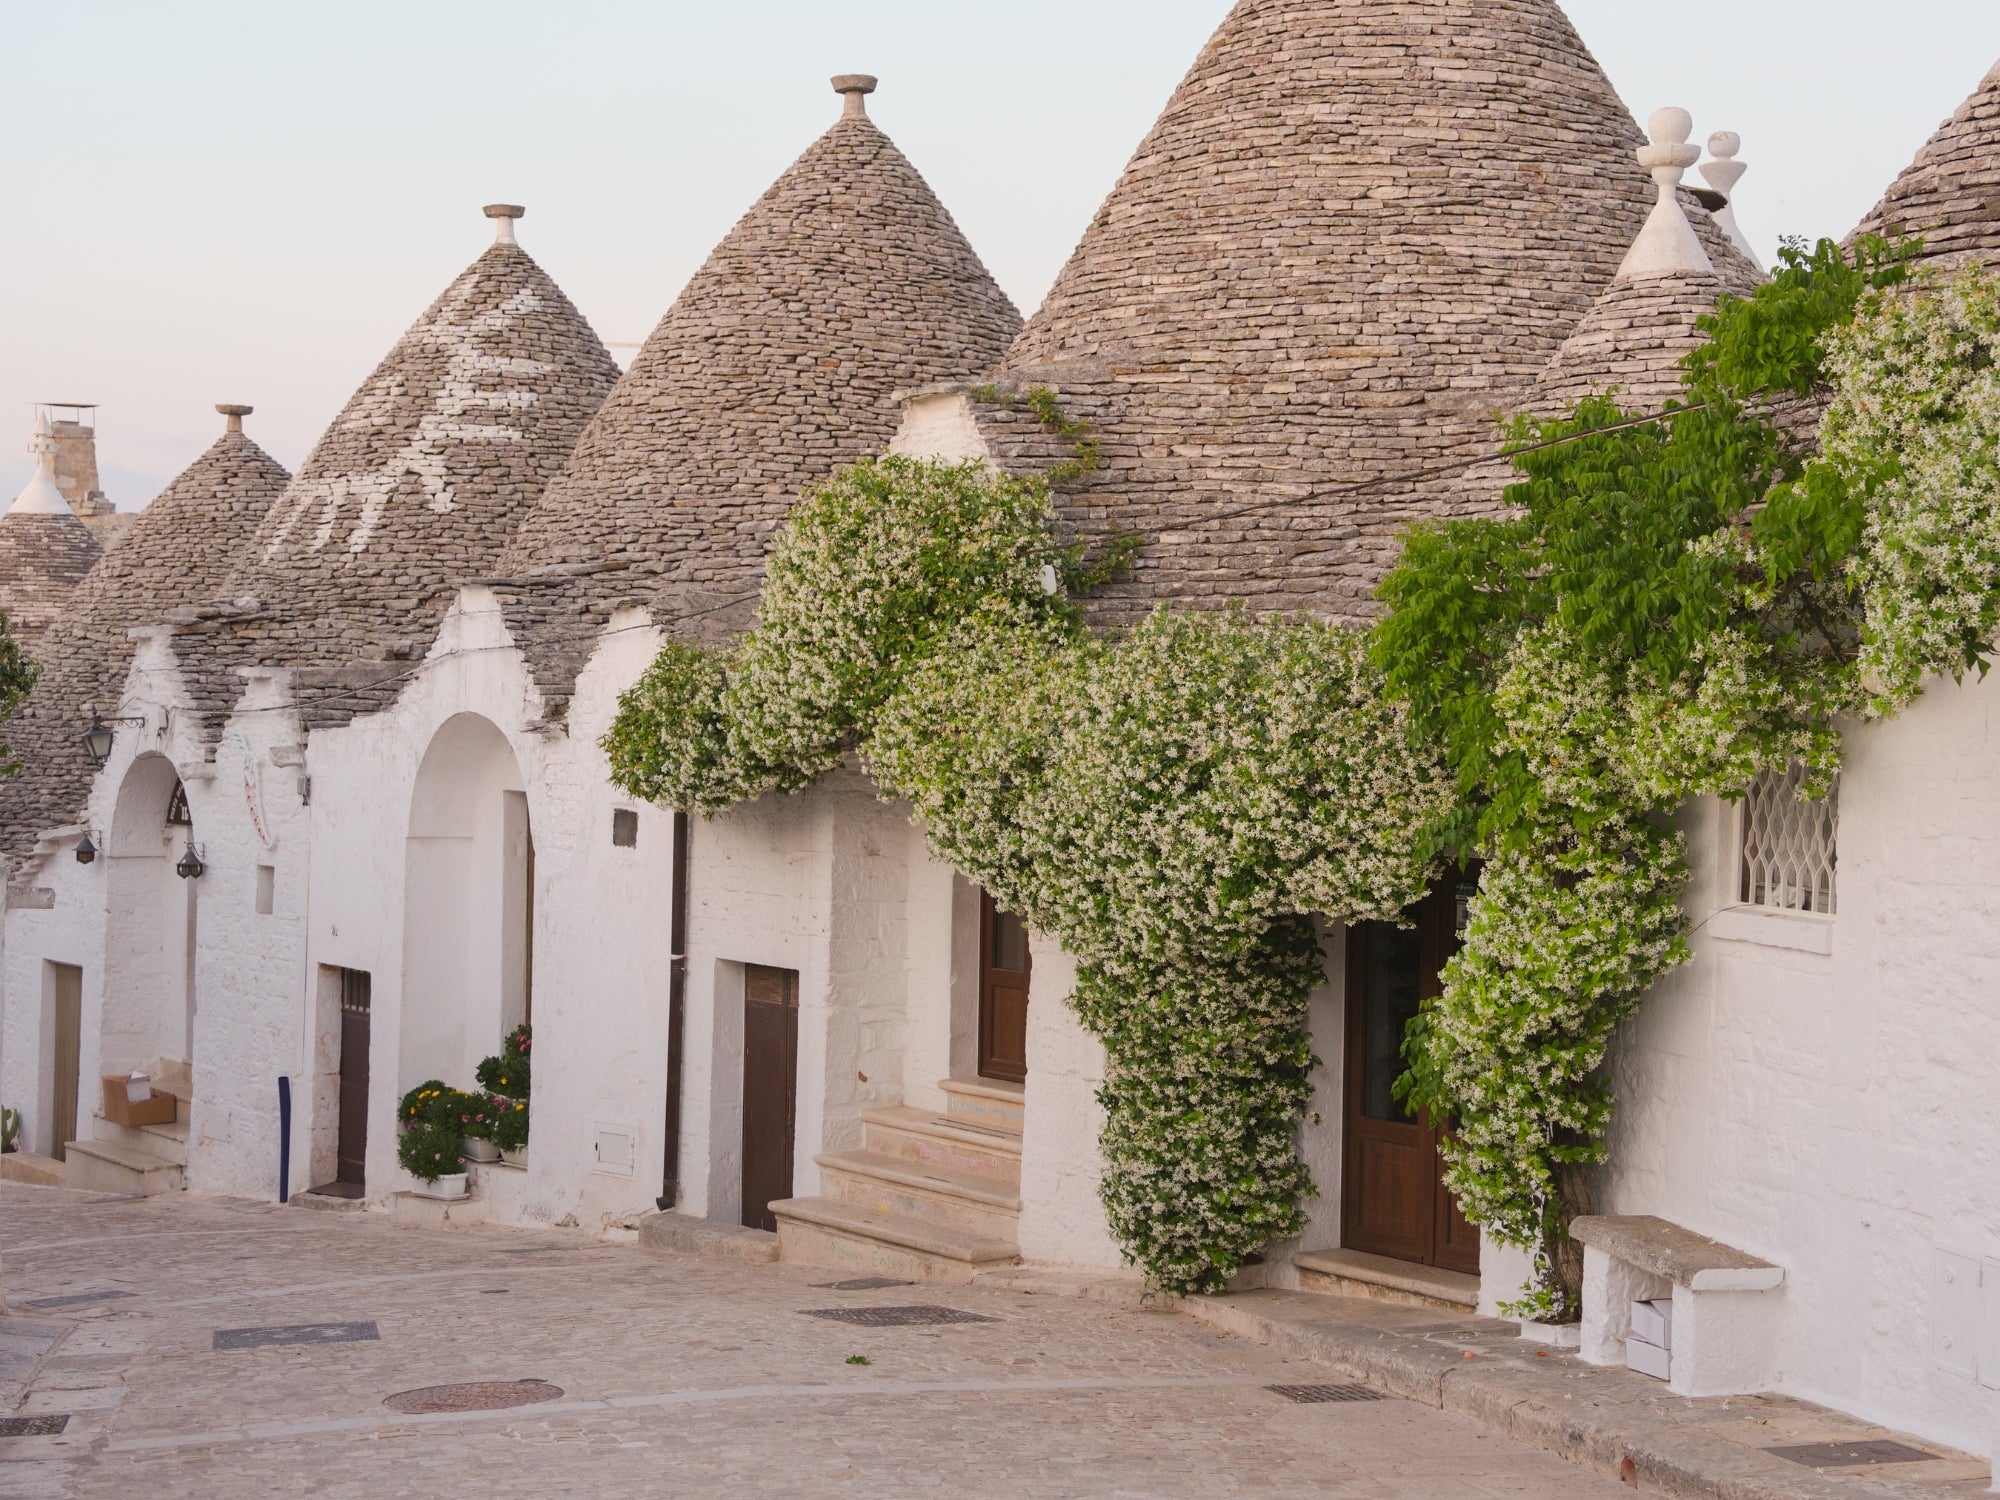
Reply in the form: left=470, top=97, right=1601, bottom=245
left=181, top=213, right=620, bottom=732
left=0, top=410, right=290, bottom=873
left=493, top=78, right=1021, bottom=711
left=1853, top=58, right=2000, bottom=269
left=971, top=0, right=1759, bottom=625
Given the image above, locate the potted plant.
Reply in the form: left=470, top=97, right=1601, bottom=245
left=397, top=1081, right=468, bottom=1199
left=475, top=1023, right=531, bottom=1102
left=458, top=1092, right=503, bottom=1163
left=492, top=1096, right=530, bottom=1167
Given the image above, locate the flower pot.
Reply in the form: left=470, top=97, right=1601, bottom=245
left=411, top=1172, right=468, bottom=1201
left=500, top=1147, right=529, bottom=1169
left=461, top=1137, right=501, bottom=1164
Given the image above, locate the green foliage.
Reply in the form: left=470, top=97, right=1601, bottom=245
left=607, top=459, right=1447, bottom=1295
left=971, top=382, right=1104, bottom=484
left=0, top=610, right=37, bottom=780
left=1371, top=235, right=1976, bottom=1317
left=397, top=1081, right=474, bottom=1181
left=490, top=1097, right=530, bottom=1153
left=475, top=1024, right=532, bottom=1101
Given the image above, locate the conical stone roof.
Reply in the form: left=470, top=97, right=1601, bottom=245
left=1853, top=58, right=2000, bottom=270
left=967, top=0, right=1760, bottom=626
left=179, top=212, right=620, bottom=732
left=0, top=426, right=104, bottom=651
left=0, top=411, right=290, bottom=874
left=491, top=79, right=1022, bottom=713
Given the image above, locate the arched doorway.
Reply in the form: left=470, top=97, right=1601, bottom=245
left=400, top=714, right=535, bottom=1096
left=101, top=753, right=199, bottom=1090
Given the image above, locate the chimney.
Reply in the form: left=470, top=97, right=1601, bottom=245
left=43, top=403, right=111, bottom=517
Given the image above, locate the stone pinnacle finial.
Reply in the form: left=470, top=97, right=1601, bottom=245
left=1700, top=131, right=1763, bottom=272
left=833, top=74, right=878, bottom=120
left=484, top=203, right=526, bottom=246
left=216, top=404, right=252, bottom=434
left=1615, top=106, right=1714, bottom=283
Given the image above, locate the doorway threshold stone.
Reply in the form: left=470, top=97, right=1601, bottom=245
left=1293, top=1247, right=1479, bottom=1311
left=637, top=1211, right=779, bottom=1266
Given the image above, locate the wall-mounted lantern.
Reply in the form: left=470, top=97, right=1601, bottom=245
left=175, top=843, right=206, bottom=881
left=74, top=830, right=99, bottom=865
left=81, top=715, right=147, bottom=766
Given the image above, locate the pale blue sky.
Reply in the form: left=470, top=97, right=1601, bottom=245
left=3, top=0, right=1997, bottom=507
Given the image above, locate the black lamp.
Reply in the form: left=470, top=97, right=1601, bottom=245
left=80, top=715, right=146, bottom=766
left=175, top=843, right=206, bottom=880
left=74, top=830, right=98, bottom=865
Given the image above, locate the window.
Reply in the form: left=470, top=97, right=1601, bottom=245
left=1739, top=766, right=1837, bottom=916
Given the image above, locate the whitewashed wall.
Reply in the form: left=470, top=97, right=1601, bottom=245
left=1604, top=669, right=2000, bottom=1457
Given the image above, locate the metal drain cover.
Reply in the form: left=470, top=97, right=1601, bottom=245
left=0, top=1415, right=70, bottom=1437
left=1767, top=1440, right=1937, bottom=1469
left=383, top=1380, right=564, bottom=1414
left=213, top=1320, right=379, bottom=1351
left=802, top=1305, right=1000, bottom=1327
left=25, top=1290, right=135, bottom=1309
left=811, top=1277, right=915, bottom=1291
left=1268, top=1384, right=1386, bottom=1405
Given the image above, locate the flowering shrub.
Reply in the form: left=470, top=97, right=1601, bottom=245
left=490, top=1097, right=530, bottom=1153
left=475, top=1023, right=532, bottom=1101
left=397, top=1081, right=480, bottom=1182
left=608, top=459, right=1447, bottom=1294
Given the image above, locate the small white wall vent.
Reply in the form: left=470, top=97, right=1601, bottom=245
left=1739, top=766, right=1837, bottom=915
left=593, top=1121, right=636, bottom=1177
left=255, top=864, right=276, bottom=916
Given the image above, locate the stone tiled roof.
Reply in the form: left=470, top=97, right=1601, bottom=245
left=0, top=508, right=102, bottom=652
left=175, top=234, right=619, bottom=734
left=1853, top=58, right=2000, bottom=269
left=0, top=424, right=289, bottom=874
left=490, top=88, right=1022, bottom=713
left=966, top=0, right=1761, bottom=627
left=1531, top=270, right=1725, bottom=415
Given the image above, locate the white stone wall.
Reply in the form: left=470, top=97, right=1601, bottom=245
left=1603, top=668, right=2000, bottom=1456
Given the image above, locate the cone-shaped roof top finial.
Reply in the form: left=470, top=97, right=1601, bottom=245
left=1615, top=107, right=1714, bottom=282
left=483, top=203, right=525, bottom=246
left=216, top=404, right=253, bottom=435
left=833, top=74, right=877, bottom=120
left=1700, top=131, right=1762, bottom=271
left=10, top=412, right=76, bottom=517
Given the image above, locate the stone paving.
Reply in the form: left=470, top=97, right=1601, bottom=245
left=0, top=1182, right=1627, bottom=1499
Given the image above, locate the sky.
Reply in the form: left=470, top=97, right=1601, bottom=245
left=2, top=0, right=1997, bottom=509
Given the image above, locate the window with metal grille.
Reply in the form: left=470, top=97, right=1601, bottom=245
left=1739, top=766, right=1838, bottom=915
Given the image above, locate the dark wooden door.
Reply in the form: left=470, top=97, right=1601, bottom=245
left=978, top=892, right=1031, bottom=1083
left=50, top=963, right=81, bottom=1161
left=741, top=964, right=799, bottom=1232
left=1341, top=872, right=1481, bottom=1275
left=336, top=969, right=371, bottom=1187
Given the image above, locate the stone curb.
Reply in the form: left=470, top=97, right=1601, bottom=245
left=1179, top=1289, right=1978, bottom=1500
left=637, top=1211, right=779, bottom=1266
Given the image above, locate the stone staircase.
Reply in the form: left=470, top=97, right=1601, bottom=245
left=63, top=1058, right=190, bottom=1196
left=770, top=1077, right=1023, bottom=1283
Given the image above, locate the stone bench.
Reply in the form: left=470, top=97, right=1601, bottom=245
left=1572, top=1214, right=1785, bottom=1397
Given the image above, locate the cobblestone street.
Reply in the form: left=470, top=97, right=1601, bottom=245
left=0, top=1182, right=1628, bottom=1498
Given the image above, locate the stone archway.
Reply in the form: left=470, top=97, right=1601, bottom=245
left=400, top=713, right=534, bottom=1095
left=102, top=752, right=199, bottom=1085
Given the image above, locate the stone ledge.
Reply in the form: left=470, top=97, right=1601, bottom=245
left=1572, top=1215, right=1784, bottom=1291
left=0, top=1151, right=65, bottom=1187
left=1293, top=1246, right=1479, bottom=1309
left=637, top=1211, right=779, bottom=1266
left=1707, top=906, right=1834, bottom=955
left=1178, top=1289, right=1970, bottom=1499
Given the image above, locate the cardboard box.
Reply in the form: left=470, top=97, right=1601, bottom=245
left=1631, top=1297, right=1673, bottom=1348
left=101, top=1076, right=177, bottom=1128
left=1626, top=1335, right=1670, bottom=1381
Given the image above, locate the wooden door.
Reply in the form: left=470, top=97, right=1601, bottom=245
left=740, top=964, right=799, bottom=1232
left=1340, top=873, right=1481, bottom=1275
left=336, top=969, right=371, bottom=1187
left=49, top=963, right=81, bottom=1162
left=978, top=892, right=1031, bottom=1083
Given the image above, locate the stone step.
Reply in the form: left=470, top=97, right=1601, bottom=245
left=861, top=1104, right=1022, bottom=1185
left=770, top=1195, right=1018, bottom=1284
left=62, top=1137, right=184, bottom=1197
left=0, top=1150, right=65, bottom=1187
left=1293, top=1247, right=1479, bottom=1311
left=816, top=1149, right=1022, bottom=1241
left=939, top=1076, right=1024, bottom=1136
left=91, top=1116, right=189, bottom=1168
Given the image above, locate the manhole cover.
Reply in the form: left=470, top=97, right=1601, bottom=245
left=1767, top=1440, right=1938, bottom=1469
left=0, top=1415, right=70, bottom=1437
left=213, top=1320, right=379, bottom=1351
left=1267, top=1384, right=1386, bottom=1405
left=802, top=1305, right=1001, bottom=1327
left=811, top=1277, right=915, bottom=1291
left=25, top=1290, right=134, bottom=1309
left=383, top=1380, right=564, bottom=1414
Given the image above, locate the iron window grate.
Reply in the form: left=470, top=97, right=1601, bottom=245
left=1767, top=1440, right=1938, bottom=1469
left=1267, top=1384, right=1387, bottom=1405
left=802, top=1305, right=1000, bottom=1327
left=0, top=1415, right=70, bottom=1437
left=1740, top=766, right=1838, bottom=914
left=213, top=1320, right=379, bottom=1351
